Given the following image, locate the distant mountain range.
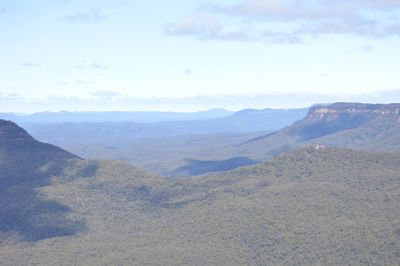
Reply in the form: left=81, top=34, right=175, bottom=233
left=0, top=119, right=399, bottom=265
left=0, top=108, right=233, bottom=123
left=39, top=102, right=400, bottom=177
left=23, top=108, right=308, bottom=145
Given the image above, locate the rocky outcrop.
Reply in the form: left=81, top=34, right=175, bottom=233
left=308, top=103, right=400, bottom=118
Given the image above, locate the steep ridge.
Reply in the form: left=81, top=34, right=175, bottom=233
left=0, top=119, right=34, bottom=140
left=0, top=120, right=80, bottom=184
left=239, top=102, right=400, bottom=160
left=308, top=104, right=400, bottom=151
left=0, top=120, right=84, bottom=241
left=0, top=120, right=157, bottom=242
left=0, top=120, right=180, bottom=248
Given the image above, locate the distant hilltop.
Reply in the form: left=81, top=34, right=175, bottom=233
left=309, top=102, right=400, bottom=117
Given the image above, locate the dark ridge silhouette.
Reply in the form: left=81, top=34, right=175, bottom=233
left=0, top=119, right=86, bottom=242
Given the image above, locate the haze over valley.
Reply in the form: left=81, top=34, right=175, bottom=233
left=1, top=111, right=400, bottom=264
left=1, top=0, right=400, bottom=265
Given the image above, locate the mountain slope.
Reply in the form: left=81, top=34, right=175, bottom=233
left=179, top=146, right=400, bottom=265
left=0, top=120, right=156, bottom=242
left=1, top=145, right=399, bottom=265
left=0, top=119, right=79, bottom=185
left=0, top=120, right=84, bottom=241
left=1, top=120, right=399, bottom=265
left=239, top=102, right=400, bottom=159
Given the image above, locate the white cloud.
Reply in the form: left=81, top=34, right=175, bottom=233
left=89, top=91, right=121, bottom=99
left=2, top=90, right=400, bottom=112
left=263, top=31, right=302, bottom=43
left=361, top=44, right=374, bottom=52
left=167, top=0, right=400, bottom=43
left=165, top=13, right=300, bottom=43
left=63, top=10, right=105, bottom=23
left=21, top=61, right=41, bottom=68
left=76, top=60, right=109, bottom=70
left=165, top=14, right=221, bottom=37
left=183, top=68, right=193, bottom=76
left=207, top=0, right=359, bottom=21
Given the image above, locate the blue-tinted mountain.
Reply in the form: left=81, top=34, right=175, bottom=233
left=0, top=109, right=233, bottom=124
left=239, top=102, right=400, bottom=159
left=23, top=108, right=308, bottom=145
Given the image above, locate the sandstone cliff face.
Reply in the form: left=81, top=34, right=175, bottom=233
left=238, top=102, right=400, bottom=161
left=308, top=103, right=400, bottom=118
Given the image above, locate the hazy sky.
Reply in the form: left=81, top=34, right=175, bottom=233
left=1, top=0, right=400, bottom=112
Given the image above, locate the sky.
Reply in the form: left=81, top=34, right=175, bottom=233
left=1, top=0, right=400, bottom=112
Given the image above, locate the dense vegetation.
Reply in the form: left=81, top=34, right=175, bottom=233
left=1, top=104, right=400, bottom=265
left=1, top=119, right=399, bottom=265
left=172, top=156, right=259, bottom=177
left=53, top=132, right=262, bottom=176
left=0, top=120, right=83, bottom=241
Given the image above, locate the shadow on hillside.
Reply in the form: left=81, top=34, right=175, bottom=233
left=0, top=140, right=86, bottom=242
left=172, top=156, right=260, bottom=177
left=289, top=113, right=372, bottom=141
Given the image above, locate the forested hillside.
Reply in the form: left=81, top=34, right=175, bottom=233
left=1, top=120, right=399, bottom=265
